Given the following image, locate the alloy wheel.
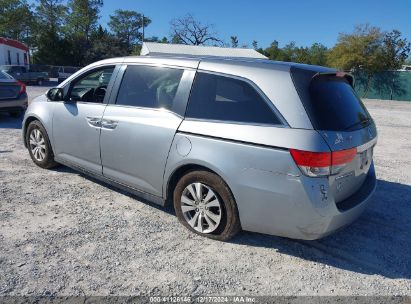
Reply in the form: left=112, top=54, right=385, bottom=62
left=180, top=182, right=222, bottom=233
left=29, top=129, right=46, bottom=161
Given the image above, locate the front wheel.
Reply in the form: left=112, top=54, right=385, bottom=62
left=173, top=170, right=241, bottom=241
left=26, top=120, right=58, bottom=169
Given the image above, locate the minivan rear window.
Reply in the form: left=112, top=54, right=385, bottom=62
left=291, top=67, right=371, bottom=131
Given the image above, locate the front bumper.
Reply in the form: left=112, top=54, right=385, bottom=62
left=0, top=93, right=28, bottom=112
left=235, top=163, right=377, bottom=240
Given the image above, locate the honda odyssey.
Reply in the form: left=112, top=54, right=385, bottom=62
left=23, top=55, right=377, bottom=241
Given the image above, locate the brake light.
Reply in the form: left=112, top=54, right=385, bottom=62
left=16, top=81, right=26, bottom=94
left=332, top=148, right=356, bottom=166
left=290, top=148, right=357, bottom=177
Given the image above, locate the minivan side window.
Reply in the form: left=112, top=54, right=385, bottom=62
left=186, top=72, right=281, bottom=125
left=116, top=65, right=184, bottom=111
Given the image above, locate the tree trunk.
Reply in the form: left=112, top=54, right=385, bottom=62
left=362, top=74, right=373, bottom=98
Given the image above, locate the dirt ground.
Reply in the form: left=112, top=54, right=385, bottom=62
left=0, top=88, right=410, bottom=296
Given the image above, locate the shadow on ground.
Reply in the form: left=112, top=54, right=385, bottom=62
left=231, top=179, right=411, bottom=280
left=50, top=165, right=411, bottom=280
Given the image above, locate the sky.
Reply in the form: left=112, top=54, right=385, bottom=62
left=98, top=0, right=411, bottom=48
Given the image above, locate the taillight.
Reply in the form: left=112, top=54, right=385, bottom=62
left=16, top=81, right=26, bottom=94
left=290, top=148, right=357, bottom=177
left=331, top=147, right=357, bottom=175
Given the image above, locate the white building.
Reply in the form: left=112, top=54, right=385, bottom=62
left=141, top=42, right=268, bottom=59
left=0, top=37, right=29, bottom=67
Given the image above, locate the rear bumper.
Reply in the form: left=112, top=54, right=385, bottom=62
left=296, top=165, right=377, bottom=239
left=0, top=93, right=28, bottom=112
left=235, top=163, right=377, bottom=240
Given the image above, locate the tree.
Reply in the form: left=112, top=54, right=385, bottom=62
left=170, top=14, right=222, bottom=45
left=108, top=9, right=151, bottom=51
left=307, top=43, right=328, bottom=66
left=145, top=36, right=169, bottom=43
left=381, top=30, right=410, bottom=70
left=0, top=0, right=33, bottom=41
left=328, top=25, right=410, bottom=97
left=35, top=0, right=67, bottom=32
left=230, top=36, right=238, bottom=48
left=32, top=0, right=69, bottom=65
left=85, top=25, right=128, bottom=62
left=252, top=40, right=258, bottom=50
left=264, top=40, right=284, bottom=60
left=66, top=0, right=103, bottom=41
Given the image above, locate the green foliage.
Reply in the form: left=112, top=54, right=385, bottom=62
left=327, top=25, right=410, bottom=97
left=252, top=40, right=258, bottom=50
left=263, top=40, right=328, bottom=65
left=35, top=0, right=67, bottom=32
left=145, top=36, right=169, bottom=43
left=382, top=30, right=411, bottom=70
left=230, top=36, right=238, bottom=48
left=327, top=25, right=384, bottom=72
left=66, top=0, right=103, bottom=40
left=85, top=26, right=128, bottom=62
left=108, top=9, right=151, bottom=52
left=0, top=0, right=33, bottom=41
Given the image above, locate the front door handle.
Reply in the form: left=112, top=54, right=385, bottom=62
left=101, top=119, right=118, bottom=129
left=86, top=116, right=102, bottom=127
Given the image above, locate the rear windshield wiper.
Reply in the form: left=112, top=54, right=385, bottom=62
left=343, top=118, right=371, bottom=131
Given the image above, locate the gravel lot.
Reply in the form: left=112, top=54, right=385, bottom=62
left=0, top=86, right=410, bottom=296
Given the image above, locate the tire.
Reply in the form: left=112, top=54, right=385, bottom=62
left=26, top=120, right=59, bottom=169
left=9, top=111, right=22, bottom=118
left=37, top=78, right=44, bottom=86
left=173, top=170, right=241, bottom=241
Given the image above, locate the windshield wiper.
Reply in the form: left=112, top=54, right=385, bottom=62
left=343, top=118, right=371, bottom=131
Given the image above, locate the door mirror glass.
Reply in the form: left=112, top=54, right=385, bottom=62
left=47, top=88, right=64, bottom=101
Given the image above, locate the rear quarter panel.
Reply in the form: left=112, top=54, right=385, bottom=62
left=163, top=123, right=332, bottom=236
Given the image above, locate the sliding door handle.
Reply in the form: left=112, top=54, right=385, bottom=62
left=101, top=119, right=118, bottom=129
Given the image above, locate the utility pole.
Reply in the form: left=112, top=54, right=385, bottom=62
left=142, top=14, right=145, bottom=43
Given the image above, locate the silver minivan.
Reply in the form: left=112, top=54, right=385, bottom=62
left=23, top=56, right=377, bottom=241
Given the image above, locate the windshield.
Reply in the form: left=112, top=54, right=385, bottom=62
left=291, top=67, right=372, bottom=131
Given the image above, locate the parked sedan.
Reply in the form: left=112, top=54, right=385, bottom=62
left=0, top=70, right=28, bottom=117
left=22, top=56, right=377, bottom=241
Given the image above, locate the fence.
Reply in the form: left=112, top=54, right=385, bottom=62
left=353, top=71, right=411, bottom=101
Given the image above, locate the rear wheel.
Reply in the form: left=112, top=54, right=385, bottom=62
left=26, top=120, right=58, bottom=169
left=173, top=170, right=241, bottom=241
left=37, top=78, right=44, bottom=86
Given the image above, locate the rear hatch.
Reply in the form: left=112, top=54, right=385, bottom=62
left=291, top=67, right=377, bottom=208
left=0, top=79, right=21, bottom=100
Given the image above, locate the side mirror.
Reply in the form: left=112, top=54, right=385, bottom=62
left=46, top=88, right=64, bottom=101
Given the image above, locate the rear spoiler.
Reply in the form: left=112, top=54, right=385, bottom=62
left=311, top=71, right=354, bottom=87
